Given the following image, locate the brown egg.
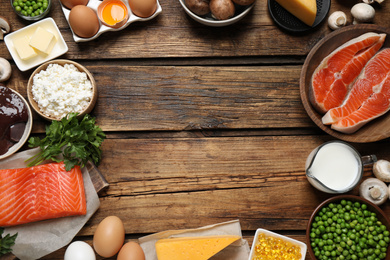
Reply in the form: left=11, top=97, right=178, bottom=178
left=117, top=242, right=145, bottom=260
left=93, top=216, right=125, bottom=258
left=69, top=5, right=100, bottom=38
left=128, top=0, right=157, bottom=18
left=60, top=0, right=89, bottom=9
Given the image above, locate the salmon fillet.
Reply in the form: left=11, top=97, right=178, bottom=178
left=322, top=48, right=390, bottom=134
left=310, top=32, right=386, bottom=114
left=0, top=162, right=86, bottom=227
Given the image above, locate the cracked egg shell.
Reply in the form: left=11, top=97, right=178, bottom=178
left=69, top=5, right=100, bottom=38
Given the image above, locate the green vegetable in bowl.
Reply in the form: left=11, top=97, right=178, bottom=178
left=26, top=113, right=106, bottom=171
left=12, top=0, right=48, bottom=17
left=309, top=199, right=390, bottom=260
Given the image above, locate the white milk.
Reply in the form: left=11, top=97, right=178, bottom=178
left=307, top=142, right=360, bottom=191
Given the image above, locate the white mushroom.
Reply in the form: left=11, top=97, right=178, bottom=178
left=351, top=3, right=375, bottom=24
left=0, top=58, right=12, bottom=82
left=0, top=16, right=11, bottom=40
left=328, top=11, right=347, bottom=30
left=359, top=178, right=389, bottom=205
left=362, top=0, right=384, bottom=4
left=373, top=160, right=390, bottom=182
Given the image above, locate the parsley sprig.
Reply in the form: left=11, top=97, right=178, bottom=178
left=26, top=113, right=106, bottom=171
left=0, top=228, right=17, bottom=256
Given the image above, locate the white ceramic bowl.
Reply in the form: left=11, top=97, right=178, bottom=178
left=4, top=18, right=68, bottom=71
left=179, top=0, right=254, bottom=27
left=0, top=88, right=33, bottom=160
left=249, top=228, right=307, bottom=260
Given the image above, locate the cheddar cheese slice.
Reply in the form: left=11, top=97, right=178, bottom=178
left=155, top=235, right=240, bottom=260
left=275, top=0, right=317, bottom=26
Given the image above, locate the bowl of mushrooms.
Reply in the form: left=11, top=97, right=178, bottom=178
left=307, top=195, right=390, bottom=260
left=179, top=0, right=255, bottom=27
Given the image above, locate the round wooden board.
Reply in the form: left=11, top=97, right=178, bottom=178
left=300, top=24, right=390, bottom=143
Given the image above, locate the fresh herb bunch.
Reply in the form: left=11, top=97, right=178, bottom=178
left=0, top=228, right=17, bottom=256
left=27, top=113, right=106, bottom=171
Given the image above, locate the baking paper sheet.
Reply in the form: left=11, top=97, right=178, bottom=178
left=0, top=148, right=100, bottom=260
left=139, top=219, right=250, bottom=260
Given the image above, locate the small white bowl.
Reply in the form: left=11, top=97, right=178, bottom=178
left=179, top=0, right=254, bottom=27
left=4, top=18, right=68, bottom=71
left=249, top=228, right=307, bottom=260
left=0, top=89, right=33, bottom=160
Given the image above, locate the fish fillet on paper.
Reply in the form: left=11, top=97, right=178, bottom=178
left=0, top=162, right=86, bottom=227
left=322, top=48, right=390, bottom=134
left=310, top=32, right=386, bottom=114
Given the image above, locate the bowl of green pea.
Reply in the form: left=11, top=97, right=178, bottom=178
left=11, top=0, right=51, bottom=21
left=307, top=195, right=390, bottom=260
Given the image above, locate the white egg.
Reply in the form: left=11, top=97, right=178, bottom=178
left=64, top=241, right=96, bottom=260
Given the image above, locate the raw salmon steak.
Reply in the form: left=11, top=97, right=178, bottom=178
left=322, top=48, right=390, bottom=134
left=0, top=162, right=86, bottom=227
left=310, top=32, right=386, bottom=114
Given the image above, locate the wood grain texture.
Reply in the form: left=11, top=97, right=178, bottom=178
left=1, top=1, right=389, bottom=60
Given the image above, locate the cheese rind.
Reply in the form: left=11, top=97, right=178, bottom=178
left=155, top=235, right=240, bottom=260
left=29, top=27, right=57, bottom=54
left=275, top=0, right=317, bottom=26
left=13, top=36, right=38, bottom=60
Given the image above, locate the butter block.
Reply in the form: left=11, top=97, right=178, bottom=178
left=155, top=235, right=240, bottom=260
left=29, top=27, right=57, bottom=55
left=13, top=36, right=38, bottom=60
left=275, top=0, right=317, bottom=26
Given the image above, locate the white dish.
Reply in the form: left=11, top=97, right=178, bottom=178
left=248, top=228, right=307, bottom=260
left=4, top=18, right=68, bottom=72
left=59, top=0, right=162, bottom=42
left=179, top=0, right=254, bottom=27
left=0, top=88, right=33, bottom=160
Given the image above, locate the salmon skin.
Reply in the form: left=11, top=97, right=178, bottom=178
left=322, top=48, right=390, bottom=134
left=310, top=32, right=386, bottom=114
left=0, top=162, right=86, bottom=227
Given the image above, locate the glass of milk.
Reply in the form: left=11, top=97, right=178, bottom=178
left=305, top=141, right=377, bottom=194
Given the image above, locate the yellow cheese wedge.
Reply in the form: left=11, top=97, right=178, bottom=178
left=13, top=36, right=38, bottom=60
left=29, top=27, right=57, bottom=55
left=155, top=235, right=240, bottom=260
left=275, top=0, right=317, bottom=26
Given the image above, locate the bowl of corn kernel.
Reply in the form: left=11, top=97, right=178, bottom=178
left=248, top=228, right=307, bottom=260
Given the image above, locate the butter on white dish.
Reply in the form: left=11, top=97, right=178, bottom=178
left=12, top=36, right=38, bottom=61
left=29, top=27, right=57, bottom=55
left=4, top=18, right=68, bottom=71
left=275, top=0, right=317, bottom=26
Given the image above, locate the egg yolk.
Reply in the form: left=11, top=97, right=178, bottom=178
left=101, top=0, right=128, bottom=26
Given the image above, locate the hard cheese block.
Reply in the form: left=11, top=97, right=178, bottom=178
left=13, top=36, right=38, bottom=60
left=275, top=0, right=317, bottom=26
left=155, top=235, right=240, bottom=260
left=29, top=27, right=57, bottom=54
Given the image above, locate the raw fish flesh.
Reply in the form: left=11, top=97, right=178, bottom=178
left=322, top=48, right=390, bottom=134
left=310, top=32, right=386, bottom=114
left=0, top=162, right=86, bottom=227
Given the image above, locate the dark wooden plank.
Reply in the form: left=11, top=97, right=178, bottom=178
left=5, top=64, right=315, bottom=133
left=1, top=0, right=389, bottom=60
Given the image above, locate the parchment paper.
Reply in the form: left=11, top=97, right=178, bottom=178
left=0, top=148, right=100, bottom=260
left=139, top=219, right=250, bottom=260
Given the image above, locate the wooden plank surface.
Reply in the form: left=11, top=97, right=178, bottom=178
left=1, top=1, right=389, bottom=60
left=1, top=0, right=390, bottom=259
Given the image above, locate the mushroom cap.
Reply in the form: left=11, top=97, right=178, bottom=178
left=351, top=3, right=375, bottom=22
left=0, top=58, right=11, bottom=82
left=359, top=178, right=388, bottom=205
left=374, top=160, right=390, bottom=182
left=328, top=11, right=347, bottom=30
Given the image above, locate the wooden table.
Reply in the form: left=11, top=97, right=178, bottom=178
left=1, top=0, right=390, bottom=259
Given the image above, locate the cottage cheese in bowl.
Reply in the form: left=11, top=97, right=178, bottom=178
left=29, top=61, right=96, bottom=120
